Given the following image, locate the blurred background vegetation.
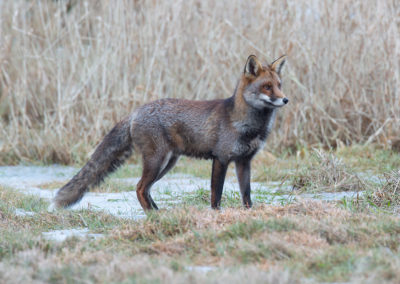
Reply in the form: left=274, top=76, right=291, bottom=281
left=0, top=0, right=398, bottom=164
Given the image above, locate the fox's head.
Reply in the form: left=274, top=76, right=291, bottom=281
left=241, top=55, right=289, bottom=110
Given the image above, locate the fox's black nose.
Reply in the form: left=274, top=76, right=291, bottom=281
left=283, top=98, right=289, bottom=104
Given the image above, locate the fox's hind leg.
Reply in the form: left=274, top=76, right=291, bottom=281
left=136, top=160, right=161, bottom=210
left=136, top=152, right=177, bottom=210
left=156, top=155, right=178, bottom=181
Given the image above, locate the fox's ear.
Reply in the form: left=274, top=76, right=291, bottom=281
left=244, top=55, right=262, bottom=78
left=271, top=55, right=287, bottom=75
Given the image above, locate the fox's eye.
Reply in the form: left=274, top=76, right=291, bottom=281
left=264, top=84, right=272, bottom=91
left=278, top=83, right=282, bottom=89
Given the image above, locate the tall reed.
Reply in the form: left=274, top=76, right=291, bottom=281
left=0, top=0, right=398, bottom=164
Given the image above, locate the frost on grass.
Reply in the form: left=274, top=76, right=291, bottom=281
left=2, top=187, right=400, bottom=283
left=2, top=165, right=369, bottom=220
left=0, top=249, right=301, bottom=284
left=42, top=228, right=103, bottom=242
left=14, top=208, right=35, bottom=216
left=292, top=149, right=368, bottom=192
left=366, top=170, right=400, bottom=210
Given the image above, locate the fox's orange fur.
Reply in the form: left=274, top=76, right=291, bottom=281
left=53, top=55, right=289, bottom=211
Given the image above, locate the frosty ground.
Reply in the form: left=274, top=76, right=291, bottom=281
left=0, top=164, right=364, bottom=220
left=1, top=148, right=400, bottom=283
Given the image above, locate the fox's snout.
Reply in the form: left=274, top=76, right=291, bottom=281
left=269, top=95, right=288, bottom=108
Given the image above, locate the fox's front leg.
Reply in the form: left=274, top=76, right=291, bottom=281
left=210, top=158, right=228, bottom=209
left=235, top=159, right=252, bottom=208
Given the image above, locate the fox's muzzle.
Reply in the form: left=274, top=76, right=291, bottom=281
left=269, top=97, right=289, bottom=107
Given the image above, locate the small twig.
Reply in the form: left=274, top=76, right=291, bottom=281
left=364, top=118, right=392, bottom=145
left=79, top=213, right=88, bottom=227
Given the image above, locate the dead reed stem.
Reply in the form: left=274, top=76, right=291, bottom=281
left=0, top=0, right=399, bottom=164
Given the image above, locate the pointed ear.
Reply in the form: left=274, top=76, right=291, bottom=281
left=244, top=55, right=262, bottom=78
left=271, top=55, right=287, bottom=75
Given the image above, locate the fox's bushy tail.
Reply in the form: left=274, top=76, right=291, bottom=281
left=53, top=119, right=133, bottom=208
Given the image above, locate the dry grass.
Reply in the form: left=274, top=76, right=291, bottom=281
left=0, top=249, right=301, bottom=284
left=2, top=185, right=400, bottom=283
left=292, top=149, right=367, bottom=192
left=366, top=170, right=400, bottom=210
left=0, top=0, right=399, bottom=164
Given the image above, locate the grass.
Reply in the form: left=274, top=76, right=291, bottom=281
left=32, top=145, right=400, bottom=199
left=291, top=149, right=368, bottom=192
left=171, top=157, right=212, bottom=179
left=2, top=184, right=400, bottom=283
left=361, top=170, right=400, bottom=212
left=0, top=0, right=399, bottom=165
left=2, top=145, right=400, bottom=282
left=252, top=145, right=400, bottom=185
left=336, top=145, right=400, bottom=173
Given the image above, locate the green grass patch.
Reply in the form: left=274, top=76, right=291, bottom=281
left=2, top=144, right=400, bottom=283
left=306, top=247, right=357, bottom=282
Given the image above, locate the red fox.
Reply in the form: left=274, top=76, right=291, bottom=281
left=53, top=55, right=288, bottom=211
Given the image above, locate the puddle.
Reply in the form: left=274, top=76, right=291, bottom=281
left=0, top=165, right=77, bottom=188
left=42, top=228, right=103, bottom=242
left=257, top=191, right=364, bottom=205
left=116, top=176, right=285, bottom=194
left=0, top=166, right=368, bottom=220
left=302, top=191, right=364, bottom=200
left=15, top=208, right=36, bottom=216
left=186, top=266, right=216, bottom=273
left=358, top=172, right=382, bottom=184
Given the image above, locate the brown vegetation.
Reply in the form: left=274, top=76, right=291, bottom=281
left=292, top=149, right=368, bottom=192
left=367, top=170, right=400, bottom=210
left=2, top=185, right=400, bottom=283
left=0, top=0, right=399, bottom=164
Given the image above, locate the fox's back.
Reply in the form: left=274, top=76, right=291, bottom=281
left=131, top=98, right=230, bottom=158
